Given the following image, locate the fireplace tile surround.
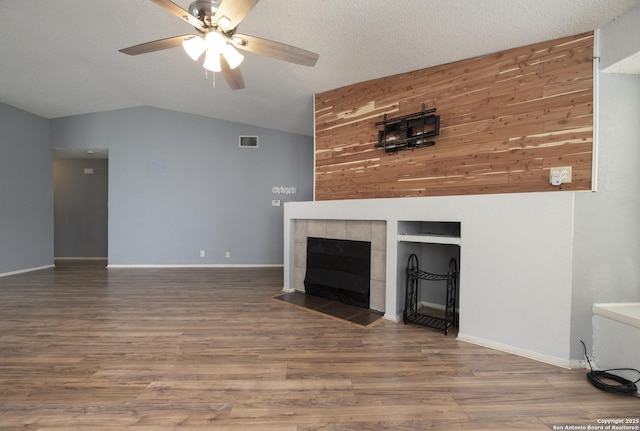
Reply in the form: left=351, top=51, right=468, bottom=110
left=293, top=219, right=386, bottom=312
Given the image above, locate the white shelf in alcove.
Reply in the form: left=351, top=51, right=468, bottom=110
left=397, top=233, right=461, bottom=246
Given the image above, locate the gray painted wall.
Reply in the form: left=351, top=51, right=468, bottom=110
left=54, top=158, right=108, bottom=258
left=49, top=106, right=314, bottom=265
left=571, top=73, right=640, bottom=359
left=0, top=103, right=53, bottom=274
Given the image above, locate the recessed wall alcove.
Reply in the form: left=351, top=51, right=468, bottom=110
left=293, top=219, right=386, bottom=312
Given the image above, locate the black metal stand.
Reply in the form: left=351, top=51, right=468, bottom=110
left=403, top=254, right=458, bottom=335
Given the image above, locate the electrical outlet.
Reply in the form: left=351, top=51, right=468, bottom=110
left=200, top=250, right=205, bottom=257
left=549, top=166, right=572, bottom=184
left=225, top=251, right=230, bottom=258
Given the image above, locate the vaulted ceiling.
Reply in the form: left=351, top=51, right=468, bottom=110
left=1, top=0, right=638, bottom=136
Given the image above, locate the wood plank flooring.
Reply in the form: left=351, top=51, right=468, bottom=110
left=0, top=261, right=637, bottom=430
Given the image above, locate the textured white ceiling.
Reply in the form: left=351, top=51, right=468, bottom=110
left=0, top=0, right=638, bottom=136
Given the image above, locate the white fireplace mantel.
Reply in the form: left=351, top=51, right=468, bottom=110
left=284, top=192, right=576, bottom=368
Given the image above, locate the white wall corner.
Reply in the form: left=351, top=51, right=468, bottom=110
left=598, top=3, right=640, bottom=73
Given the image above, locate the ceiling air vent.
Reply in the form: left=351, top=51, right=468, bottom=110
left=239, top=136, right=258, bottom=148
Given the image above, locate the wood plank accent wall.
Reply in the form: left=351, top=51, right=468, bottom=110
left=314, top=32, right=594, bottom=201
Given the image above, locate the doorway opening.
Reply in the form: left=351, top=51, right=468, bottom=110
left=53, top=149, right=108, bottom=265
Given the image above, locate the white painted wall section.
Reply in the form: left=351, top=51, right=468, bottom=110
left=284, top=191, right=575, bottom=368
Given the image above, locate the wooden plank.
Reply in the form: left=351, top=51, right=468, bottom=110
left=314, top=33, right=594, bottom=200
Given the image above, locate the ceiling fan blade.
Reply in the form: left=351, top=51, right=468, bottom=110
left=231, top=34, right=319, bottom=67
left=214, top=0, right=260, bottom=31
left=149, top=0, right=206, bottom=32
left=119, top=35, right=192, bottom=55
left=220, top=57, right=246, bottom=90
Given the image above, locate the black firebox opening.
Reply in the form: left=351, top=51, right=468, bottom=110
left=304, top=237, right=371, bottom=309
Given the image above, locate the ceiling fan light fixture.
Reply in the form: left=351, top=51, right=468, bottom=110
left=182, top=36, right=206, bottom=61
left=205, top=31, right=226, bottom=54
left=203, top=49, right=222, bottom=72
left=222, top=44, right=244, bottom=69
left=119, top=0, right=319, bottom=91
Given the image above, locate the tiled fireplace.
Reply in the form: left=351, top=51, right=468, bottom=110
left=293, top=219, right=386, bottom=312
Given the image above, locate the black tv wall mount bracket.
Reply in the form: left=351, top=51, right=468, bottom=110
left=375, top=103, right=440, bottom=153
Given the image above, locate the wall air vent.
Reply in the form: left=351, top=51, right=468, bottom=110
left=239, top=136, right=258, bottom=148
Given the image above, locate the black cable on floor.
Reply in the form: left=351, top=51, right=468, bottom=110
left=581, top=340, right=640, bottom=397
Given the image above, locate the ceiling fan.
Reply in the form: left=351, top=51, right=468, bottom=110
left=119, top=0, right=319, bottom=90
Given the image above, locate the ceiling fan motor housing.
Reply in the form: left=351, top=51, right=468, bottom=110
left=189, top=0, right=221, bottom=24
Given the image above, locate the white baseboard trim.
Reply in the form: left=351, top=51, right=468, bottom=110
left=569, top=359, right=591, bottom=370
left=55, top=257, right=107, bottom=260
left=420, top=301, right=446, bottom=311
left=457, top=332, right=572, bottom=369
left=0, top=264, right=55, bottom=278
left=106, top=264, right=284, bottom=269
left=385, top=312, right=403, bottom=323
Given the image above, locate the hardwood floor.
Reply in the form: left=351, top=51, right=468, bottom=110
left=0, top=262, right=637, bottom=430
